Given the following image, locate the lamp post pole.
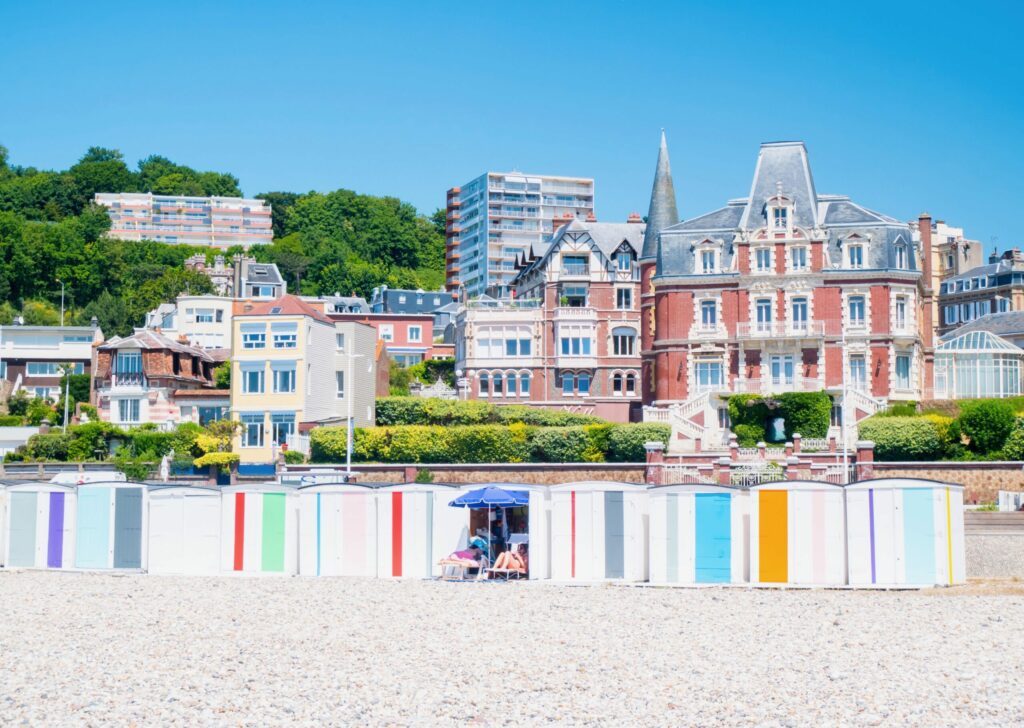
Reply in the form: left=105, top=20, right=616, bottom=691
left=345, top=352, right=364, bottom=476
left=61, top=364, right=71, bottom=432
left=58, top=280, right=65, bottom=326
left=840, top=327, right=849, bottom=484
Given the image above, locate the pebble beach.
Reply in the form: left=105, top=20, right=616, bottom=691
left=1, top=572, right=1022, bottom=726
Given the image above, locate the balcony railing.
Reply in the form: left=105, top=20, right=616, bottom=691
left=560, top=263, right=590, bottom=276
left=734, top=378, right=823, bottom=394
left=736, top=321, right=825, bottom=339
left=554, top=306, right=596, bottom=320
left=112, top=371, right=145, bottom=387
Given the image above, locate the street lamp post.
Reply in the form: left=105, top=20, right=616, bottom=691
left=60, top=363, right=71, bottom=432
left=346, top=352, right=365, bottom=476
left=57, top=279, right=65, bottom=326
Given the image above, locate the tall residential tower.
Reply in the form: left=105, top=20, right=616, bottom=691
left=445, top=172, right=594, bottom=297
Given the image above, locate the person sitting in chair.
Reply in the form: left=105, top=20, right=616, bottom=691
left=493, top=543, right=528, bottom=574
left=445, top=537, right=488, bottom=566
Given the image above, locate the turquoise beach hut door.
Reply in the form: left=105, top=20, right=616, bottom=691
left=113, top=488, right=143, bottom=568
left=8, top=492, right=38, bottom=567
left=76, top=487, right=111, bottom=568
left=694, top=493, right=731, bottom=583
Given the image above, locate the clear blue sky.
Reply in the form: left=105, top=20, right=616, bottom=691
left=1, top=1, right=1021, bottom=250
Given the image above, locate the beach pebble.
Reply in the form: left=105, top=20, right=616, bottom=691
left=0, top=572, right=1021, bottom=725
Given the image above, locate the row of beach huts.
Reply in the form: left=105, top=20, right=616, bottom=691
left=0, top=477, right=966, bottom=588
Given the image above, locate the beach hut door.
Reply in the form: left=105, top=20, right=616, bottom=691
left=113, top=488, right=143, bottom=569
left=8, top=491, right=38, bottom=567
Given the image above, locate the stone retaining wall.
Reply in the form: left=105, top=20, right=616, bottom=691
left=872, top=463, right=1024, bottom=504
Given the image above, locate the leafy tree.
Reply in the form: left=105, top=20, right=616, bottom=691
left=21, top=300, right=60, bottom=325
left=256, top=191, right=300, bottom=238
left=214, top=363, right=231, bottom=389
left=430, top=208, right=446, bottom=237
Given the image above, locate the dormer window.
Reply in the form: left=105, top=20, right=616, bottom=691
left=848, top=244, right=864, bottom=269
left=616, top=251, right=633, bottom=272
left=700, top=249, right=717, bottom=274
left=773, top=207, right=788, bottom=230
left=895, top=244, right=908, bottom=270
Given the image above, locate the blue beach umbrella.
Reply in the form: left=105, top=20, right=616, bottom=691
left=449, top=486, right=529, bottom=561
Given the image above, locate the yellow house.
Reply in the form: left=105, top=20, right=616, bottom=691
left=230, top=295, right=376, bottom=462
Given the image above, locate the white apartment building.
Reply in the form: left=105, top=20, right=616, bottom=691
left=0, top=323, right=103, bottom=401
left=95, top=193, right=273, bottom=249
left=446, top=172, right=594, bottom=297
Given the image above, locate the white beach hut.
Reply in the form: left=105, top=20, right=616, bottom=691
left=221, top=483, right=299, bottom=576
left=5, top=483, right=76, bottom=569
left=375, top=483, right=474, bottom=579
left=549, top=482, right=648, bottom=582
left=748, top=481, right=847, bottom=587
left=298, top=483, right=377, bottom=577
left=0, top=483, right=7, bottom=567
left=148, top=486, right=222, bottom=575
left=75, top=482, right=148, bottom=570
left=845, top=478, right=966, bottom=587
left=648, top=484, right=748, bottom=585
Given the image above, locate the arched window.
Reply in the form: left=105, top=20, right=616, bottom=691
left=626, top=373, right=637, bottom=395
left=479, top=372, right=489, bottom=396
left=506, top=370, right=517, bottom=396
left=613, top=372, right=623, bottom=394
left=520, top=372, right=531, bottom=396
left=493, top=372, right=504, bottom=395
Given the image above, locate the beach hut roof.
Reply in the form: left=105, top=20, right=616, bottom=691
left=4, top=482, right=76, bottom=493
left=747, top=480, right=845, bottom=492
left=845, top=477, right=962, bottom=491
left=549, top=481, right=648, bottom=492
left=221, top=482, right=298, bottom=494
left=376, top=482, right=462, bottom=492
left=647, top=483, right=742, bottom=494
left=296, top=482, right=377, bottom=493
left=148, top=485, right=221, bottom=497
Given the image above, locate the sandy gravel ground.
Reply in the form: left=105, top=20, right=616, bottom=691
left=1, top=572, right=1022, bottom=726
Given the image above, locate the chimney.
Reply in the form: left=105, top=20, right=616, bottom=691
left=990, top=250, right=1001, bottom=264
left=918, top=213, right=933, bottom=285
left=627, top=212, right=643, bottom=224
left=585, top=211, right=597, bottom=222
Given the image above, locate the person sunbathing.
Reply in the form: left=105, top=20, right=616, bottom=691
left=493, top=543, right=528, bottom=573
left=443, top=540, right=487, bottom=566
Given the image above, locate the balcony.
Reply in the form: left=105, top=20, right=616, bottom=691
left=111, top=371, right=146, bottom=389
left=690, top=323, right=725, bottom=340
left=560, top=263, right=590, bottom=278
left=736, top=321, right=825, bottom=340
left=735, top=378, right=823, bottom=394
left=554, top=306, right=596, bottom=321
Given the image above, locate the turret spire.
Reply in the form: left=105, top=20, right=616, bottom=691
left=640, top=130, right=679, bottom=260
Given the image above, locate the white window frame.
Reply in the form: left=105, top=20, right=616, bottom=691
left=379, top=324, right=394, bottom=342
left=408, top=325, right=422, bottom=343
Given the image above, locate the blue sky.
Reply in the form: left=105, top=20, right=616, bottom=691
left=1, top=1, right=1021, bottom=250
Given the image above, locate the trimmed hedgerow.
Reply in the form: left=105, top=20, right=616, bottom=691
left=310, top=422, right=670, bottom=464
left=858, top=416, right=945, bottom=461
left=374, top=397, right=603, bottom=427
left=605, top=423, right=671, bottom=462
left=955, top=399, right=1015, bottom=454
left=775, top=392, right=831, bottom=439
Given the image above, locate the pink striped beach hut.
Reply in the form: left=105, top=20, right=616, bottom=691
left=298, top=483, right=378, bottom=577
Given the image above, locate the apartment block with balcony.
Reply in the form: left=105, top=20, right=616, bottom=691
left=0, top=323, right=103, bottom=402
left=445, top=172, right=595, bottom=297
left=455, top=217, right=645, bottom=422
left=94, top=330, right=224, bottom=428
left=640, top=139, right=933, bottom=450
left=230, top=295, right=376, bottom=462
left=95, top=193, right=273, bottom=249
left=937, top=248, right=1024, bottom=336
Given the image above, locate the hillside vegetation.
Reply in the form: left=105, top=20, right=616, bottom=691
left=0, top=145, right=445, bottom=336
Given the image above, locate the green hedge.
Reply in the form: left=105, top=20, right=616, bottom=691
left=375, top=397, right=604, bottom=427
left=310, top=422, right=670, bottom=464
left=956, top=400, right=1015, bottom=453
left=727, top=392, right=832, bottom=445
left=858, top=416, right=945, bottom=461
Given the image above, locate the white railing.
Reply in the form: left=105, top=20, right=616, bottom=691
left=737, top=447, right=760, bottom=459
left=735, top=378, right=822, bottom=394
left=800, top=438, right=829, bottom=452
left=736, top=321, right=825, bottom=338
left=642, top=406, right=671, bottom=423
left=553, top=307, right=596, bottom=320
left=286, top=434, right=310, bottom=456
left=661, top=466, right=715, bottom=485
left=730, top=462, right=784, bottom=487
left=846, top=388, right=883, bottom=419
left=764, top=447, right=786, bottom=460
left=675, top=391, right=710, bottom=421
left=813, top=464, right=853, bottom=484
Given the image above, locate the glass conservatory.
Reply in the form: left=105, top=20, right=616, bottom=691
left=934, top=330, right=1024, bottom=399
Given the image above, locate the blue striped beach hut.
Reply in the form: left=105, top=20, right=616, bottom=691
left=648, top=484, right=748, bottom=585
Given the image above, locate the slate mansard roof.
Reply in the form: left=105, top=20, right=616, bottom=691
left=513, top=219, right=646, bottom=281
left=656, top=142, right=916, bottom=277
